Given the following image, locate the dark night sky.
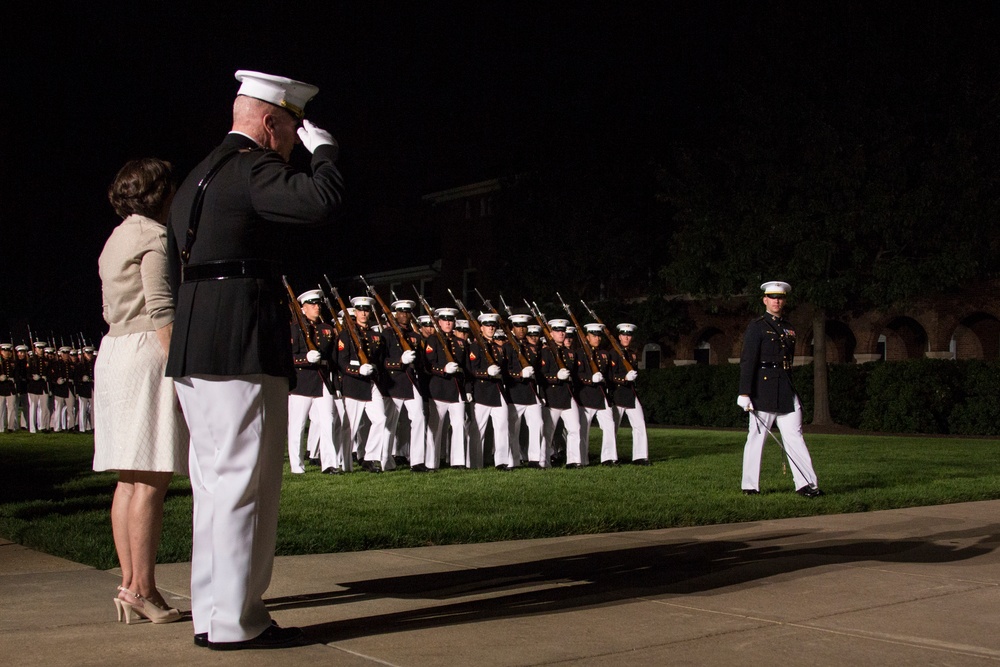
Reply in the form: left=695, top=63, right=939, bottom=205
left=2, top=1, right=996, bottom=343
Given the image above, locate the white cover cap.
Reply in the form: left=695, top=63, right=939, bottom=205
left=235, top=70, right=318, bottom=119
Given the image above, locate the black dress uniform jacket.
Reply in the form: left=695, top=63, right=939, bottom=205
left=504, top=340, right=539, bottom=406
left=335, top=325, right=385, bottom=401
left=166, top=133, right=344, bottom=381
left=575, top=347, right=611, bottom=410
left=424, top=333, right=466, bottom=403
left=466, top=338, right=508, bottom=407
left=609, top=347, right=639, bottom=409
left=738, top=313, right=797, bottom=414
left=383, top=328, right=426, bottom=400
left=539, top=346, right=576, bottom=410
left=290, top=320, right=335, bottom=398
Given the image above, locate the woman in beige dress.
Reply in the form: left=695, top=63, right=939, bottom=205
left=94, top=158, right=188, bottom=624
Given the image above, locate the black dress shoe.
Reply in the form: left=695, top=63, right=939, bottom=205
left=361, top=460, right=382, bottom=473
left=524, top=461, right=541, bottom=469
left=207, top=624, right=304, bottom=651
left=410, top=463, right=428, bottom=473
left=565, top=463, right=581, bottom=469
left=322, top=467, right=341, bottom=475
left=393, top=455, right=410, bottom=467
left=194, top=633, right=209, bottom=648
left=308, top=458, right=320, bottom=466
left=796, top=485, right=825, bottom=498
left=632, top=458, right=651, bottom=466
left=601, top=460, right=619, bottom=467
left=742, top=489, right=760, bottom=495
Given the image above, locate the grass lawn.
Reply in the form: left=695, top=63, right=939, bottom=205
left=1, top=428, right=998, bottom=570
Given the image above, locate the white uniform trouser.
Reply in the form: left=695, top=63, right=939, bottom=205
left=386, top=394, right=428, bottom=466
left=174, top=374, right=287, bottom=644
left=66, top=393, right=76, bottom=429
left=288, top=386, right=337, bottom=473
left=51, top=395, right=67, bottom=431
left=28, top=392, right=48, bottom=433
left=580, top=402, right=618, bottom=463
left=511, top=400, right=544, bottom=466
left=470, top=397, right=511, bottom=468
left=0, top=394, right=16, bottom=431
left=344, top=386, right=389, bottom=467
left=77, top=396, right=93, bottom=432
left=741, top=396, right=818, bottom=492
left=614, top=400, right=649, bottom=461
left=429, top=399, right=466, bottom=468
left=544, top=399, right=584, bottom=465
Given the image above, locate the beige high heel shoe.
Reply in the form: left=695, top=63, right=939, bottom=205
left=118, top=587, right=182, bottom=624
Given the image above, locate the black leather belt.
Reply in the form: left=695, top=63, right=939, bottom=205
left=759, top=362, right=781, bottom=369
left=181, top=260, right=280, bottom=283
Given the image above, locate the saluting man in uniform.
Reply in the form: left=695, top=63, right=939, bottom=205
left=737, top=281, right=823, bottom=497
left=166, top=70, right=344, bottom=650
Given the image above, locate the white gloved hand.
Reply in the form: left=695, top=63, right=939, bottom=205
left=32, top=374, right=40, bottom=381
left=445, top=361, right=460, bottom=374
left=57, top=378, right=65, bottom=385
left=625, top=370, right=639, bottom=381
left=487, top=364, right=501, bottom=377
left=306, top=350, right=322, bottom=364
left=466, top=392, right=474, bottom=402
left=737, top=395, right=754, bottom=411
left=557, top=368, right=571, bottom=381
left=296, top=119, right=336, bottom=153
left=0, top=375, right=5, bottom=382
left=359, top=363, right=374, bottom=377
left=401, top=350, right=417, bottom=365
left=591, top=372, right=604, bottom=384
left=82, top=375, right=90, bottom=382
left=520, top=366, right=535, bottom=378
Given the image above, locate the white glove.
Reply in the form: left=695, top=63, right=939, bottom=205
left=487, top=364, right=501, bottom=377
left=0, top=375, right=5, bottom=382
left=737, top=395, right=754, bottom=411
left=556, top=368, right=571, bottom=381
left=306, top=350, right=322, bottom=364
left=296, top=119, right=336, bottom=153
left=465, top=392, right=474, bottom=402
left=82, top=375, right=90, bottom=382
left=520, top=366, right=535, bottom=378
left=445, top=362, right=460, bottom=374
left=359, top=363, right=374, bottom=377
left=625, top=370, right=638, bottom=381
left=32, top=374, right=40, bottom=381
left=57, top=378, right=65, bottom=385
left=591, top=372, right=604, bottom=384
left=401, top=350, right=417, bottom=365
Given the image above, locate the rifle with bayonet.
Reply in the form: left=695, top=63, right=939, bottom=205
left=448, top=288, right=495, bottom=366
left=479, top=290, right=531, bottom=370
left=317, top=283, right=343, bottom=336
left=580, top=300, right=634, bottom=373
left=282, top=276, right=318, bottom=354
left=323, top=275, right=368, bottom=366
left=523, top=299, right=565, bottom=369
left=361, top=275, right=412, bottom=353
left=556, top=292, right=599, bottom=374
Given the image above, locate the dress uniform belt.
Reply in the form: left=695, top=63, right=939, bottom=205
left=759, top=362, right=781, bottom=369
left=181, top=259, right=280, bottom=283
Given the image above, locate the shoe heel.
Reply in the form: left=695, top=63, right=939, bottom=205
left=113, top=597, right=124, bottom=622
left=120, top=601, right=138, bottom=625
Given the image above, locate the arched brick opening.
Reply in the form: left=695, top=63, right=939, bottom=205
left=879, top=316, right=928, bottom=361
left=808, top=321, right=856, bottom=363
left=952, top=313, right=1000, bottom=360
left=693, top=327, right=726, bottom=365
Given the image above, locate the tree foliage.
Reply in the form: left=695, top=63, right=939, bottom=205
left=659, top=3, right=1000, bottom=308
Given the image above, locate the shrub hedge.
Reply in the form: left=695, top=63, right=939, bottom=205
left=636, top=359, right=999, bottom=435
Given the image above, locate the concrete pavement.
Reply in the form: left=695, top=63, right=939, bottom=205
left=3, top=500, right=1000, bottom=666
